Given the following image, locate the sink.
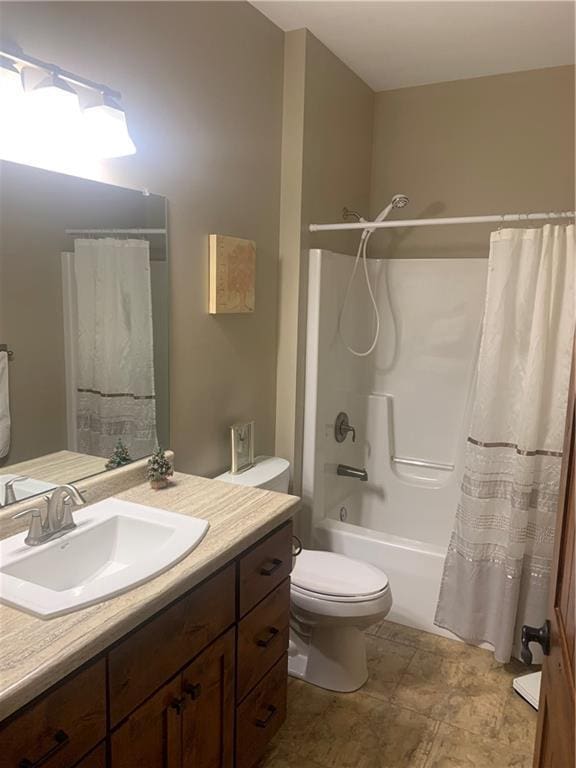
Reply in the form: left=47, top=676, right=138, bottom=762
left=0, top=498, right=209, bottom=618
left=0, top=474, right=57, bottom=506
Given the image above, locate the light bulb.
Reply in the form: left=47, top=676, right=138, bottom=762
left=83, top=94, right=136, bottom=158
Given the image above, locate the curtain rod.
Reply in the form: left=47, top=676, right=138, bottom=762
left=65, top=228, right=166, bottom=235
left=309, top=211, right=575, bottom=232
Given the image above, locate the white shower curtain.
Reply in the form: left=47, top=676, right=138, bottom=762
left=73, top=238, right=158, bottom=459
left=435, top=224, right=575, bottom=662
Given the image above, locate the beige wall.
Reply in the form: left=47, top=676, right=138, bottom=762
left=1, top=2, right=284, bottom=477
left=275, top=30, right=374, bottom=492
left=370, top=66, right=575, bottom=259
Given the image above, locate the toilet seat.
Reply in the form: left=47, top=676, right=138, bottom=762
left=292, top=550, right=389, bottom=601
left=291, top=583, right=389, bottom=604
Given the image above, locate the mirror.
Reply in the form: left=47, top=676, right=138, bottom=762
left=0, top=160, right=169, bottom=507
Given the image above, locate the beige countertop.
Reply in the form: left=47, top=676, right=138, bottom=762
left=0, top=472, right=299, bottom=721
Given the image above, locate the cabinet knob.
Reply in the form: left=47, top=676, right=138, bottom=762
left=18, top=729, right=69, bottom=768
left=170, top=697, right=186, bottom=714
left=256, top=626, right=280, bottom=648
left=183, top=682, right=202, bottom=700
left=260, top=558, right=282, bottom=576
left=255, top=704, right=277, bottom=728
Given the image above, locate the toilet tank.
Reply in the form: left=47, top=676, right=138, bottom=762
left=215, top=456, right=290, bottom=493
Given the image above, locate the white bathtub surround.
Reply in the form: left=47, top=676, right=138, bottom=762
left=435, top=225, right=575, bottom=663
left=303, top=250, right=487, bottom=637
left=0, top=351, right=10, bottom=458
left=73, top=238, right=158, bottom=458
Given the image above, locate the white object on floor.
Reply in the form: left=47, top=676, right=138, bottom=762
left=0, top=498, right=209, bottom=618
left=0, top=351, right=10, bottom=458
left=289, top=549, right=392, bottom=692
left=513, top=671, right=541, bottom=710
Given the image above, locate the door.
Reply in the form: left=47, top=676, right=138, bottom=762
left=181, top=628, right=235, bottom=768
left=111, top=676, right=183, bottom=768
left=532, top=342, right=575, bottom=767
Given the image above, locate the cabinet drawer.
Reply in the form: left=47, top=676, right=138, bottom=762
left=0, top=659, right=105, bottom=768
left=236, top=654, right=288, bottom=768
left=239, top=523, right=292, bottom=617
left=108, top=564, right=235, bottom=726
left=237, top=579, right=290, bottom=701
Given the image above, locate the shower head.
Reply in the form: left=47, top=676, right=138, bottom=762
left=391, top=194, right=409, bottom=209
left=372, top=193, right=410, bottom=226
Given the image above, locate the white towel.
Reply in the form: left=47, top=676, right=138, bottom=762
left=0, top=351, right=10, bottom=458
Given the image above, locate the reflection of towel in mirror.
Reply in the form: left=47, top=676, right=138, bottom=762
left=0, top=351, right=10, bottom=458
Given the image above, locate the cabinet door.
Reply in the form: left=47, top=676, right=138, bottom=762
left=111, top=677, right=182, bottom=768
left=74, top=742, right=107, bottom=768
left=181, top=628, right=235, bottom=768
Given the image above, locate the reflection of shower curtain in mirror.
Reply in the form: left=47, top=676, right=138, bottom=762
left=73, top=238, right=157, bottom=459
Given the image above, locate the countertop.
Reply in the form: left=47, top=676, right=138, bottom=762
left=0, top=472, right=299, bottom=720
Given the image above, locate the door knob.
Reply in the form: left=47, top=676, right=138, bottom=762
left=521, top=620, right=551, bottom=665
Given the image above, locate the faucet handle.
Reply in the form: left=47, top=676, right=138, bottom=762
left=12, top=508, right=45, bottom=545
left=60, top=499, right=78, bottom=531
left=12, top=507, right=40, bottom=520
left=3, top=476, right=28, bottom=505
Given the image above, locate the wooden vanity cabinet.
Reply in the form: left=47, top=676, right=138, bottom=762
left=0, top=520, right=293, bottom=768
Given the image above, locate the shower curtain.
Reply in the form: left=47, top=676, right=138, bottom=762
left=435, top=224, right=575, bottom=662
left=73, top=238, right=158, bottom=459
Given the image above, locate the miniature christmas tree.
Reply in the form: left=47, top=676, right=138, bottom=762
left=146, top=447, right=174, bottom=489
left=106, top=439, right=132, bottom=470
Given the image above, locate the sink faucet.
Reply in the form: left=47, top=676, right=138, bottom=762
left=337, top=464, right=368, bottom=482
left=2, top=476, right=28, bottom=506
left=12, top=484, right=86, bottom=546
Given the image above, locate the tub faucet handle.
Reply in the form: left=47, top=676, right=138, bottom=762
left=335, top=412, right=356, bottom=443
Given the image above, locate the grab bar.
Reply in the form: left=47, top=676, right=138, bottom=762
left=392, top=456, right=454, bottom=472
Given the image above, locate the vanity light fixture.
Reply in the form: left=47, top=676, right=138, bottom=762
left=27, top=70, right=81, bottom=115
left=0, top=56, right=22, bottom=97
left=0, top=46, right=137, bottom=167
left=83, top=92, right=136, bottom=158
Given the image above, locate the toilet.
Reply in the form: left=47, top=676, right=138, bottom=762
left=215, top=456, right=392, bottom=693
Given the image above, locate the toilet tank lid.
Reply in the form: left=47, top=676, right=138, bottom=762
left=292, top=550, right=388, bottom=598
left=215, top=456, right=290, bottom=487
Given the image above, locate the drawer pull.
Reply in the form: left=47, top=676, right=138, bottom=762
left=184, top=682, right=202, bottom=700
left=255, top=704, right=277, bottom=728
left=260, top=558, right=282, bottom=576
left=18, top=730, right=69, bottom=768
left=170, top=696, right=186, bottom=714
left=256, top=626, right=280, bottom=648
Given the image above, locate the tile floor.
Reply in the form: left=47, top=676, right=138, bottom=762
left=260, top=620, right=539, bottom=768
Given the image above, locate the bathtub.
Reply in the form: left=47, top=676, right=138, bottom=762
left=303, top=250, right=488, bottom=640
left=314, top=516, right=454, bottom=637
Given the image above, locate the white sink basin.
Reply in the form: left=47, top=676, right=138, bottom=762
left=0, top=498, right=209, bottom=618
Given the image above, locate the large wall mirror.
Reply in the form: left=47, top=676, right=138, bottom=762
left=0, top=161, right=169, bottom=507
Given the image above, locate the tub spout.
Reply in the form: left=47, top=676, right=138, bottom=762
left=337, top=464, right=368, bottom=482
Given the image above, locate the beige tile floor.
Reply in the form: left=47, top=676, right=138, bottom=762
left=260, top=620, right=539, bottom=768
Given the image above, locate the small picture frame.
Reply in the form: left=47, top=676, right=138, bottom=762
left=230, top=421, right=255, bottom=474
left=209, top=234, right=256, bottom=314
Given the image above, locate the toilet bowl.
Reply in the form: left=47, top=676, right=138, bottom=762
left=289, top=549, right=392, bottom=692
left=215, top=456, right=392, bottom=692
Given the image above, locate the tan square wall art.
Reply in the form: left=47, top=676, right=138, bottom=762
left=209, top=234, right=256, bottom=314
